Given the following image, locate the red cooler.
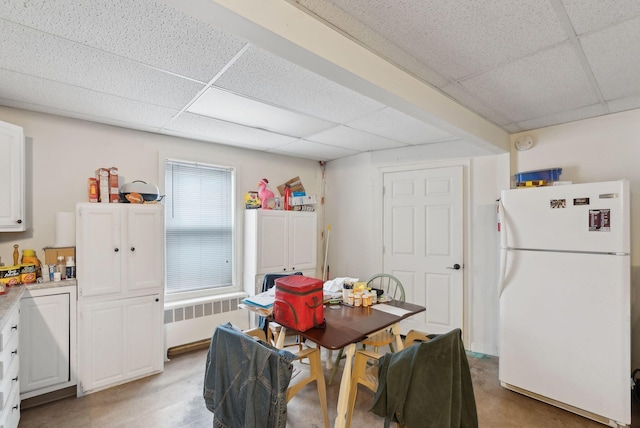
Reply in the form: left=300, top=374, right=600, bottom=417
left=273, top=276, right=325, bottom=332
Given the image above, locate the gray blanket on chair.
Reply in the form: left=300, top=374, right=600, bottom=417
left=370, top=328, right=478, bottom=427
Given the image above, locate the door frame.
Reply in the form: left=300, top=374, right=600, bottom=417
left=376, top=159, right=472, bottom=344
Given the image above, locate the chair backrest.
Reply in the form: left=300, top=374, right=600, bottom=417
left=204, top=323, right=295, bottom=428
left=366, top=273, right=405, bottom=302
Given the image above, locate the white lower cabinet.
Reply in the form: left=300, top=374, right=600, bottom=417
left=0, top=303, right=20, bottom=428
left=19, top=286, right=77, bottom=399
left=79, top=294, right=163, bottom=394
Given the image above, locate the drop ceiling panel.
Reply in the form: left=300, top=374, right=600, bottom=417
left=165, top=113, right=298, bottom=150
left=317, top=0, right=567, bottom=80
left=271, top=139, right=359, bottom=161
left=440, top=84, right=512, bottom=126
left=294, top=0, right=450, bottom=88
left=187, top=87, right=336, bottom=137
left=516, top=103, right=606, bottom=131
left=460, top=43, right=600, bottom=123
left=561, top=0, right=640, bottom=34
left=607, top=96, right=640, bottom=114
left=214, top=45, right=385, bottom=123
left=0, top=69, right=178, bottom=128
left=0, top=0, right=247, bottom=82
left=580, top=17, right=640, bottom=101
left=346, top=107, right=453, bottom=144
left=305, top=125, right=407, bottom=151
left=0, top=21, right=205, bottom=110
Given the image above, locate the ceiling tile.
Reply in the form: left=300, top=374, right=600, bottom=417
left=516, top=103, right=606, bottom=131
left=164, top=113, right=298, bottom=150
left=460, top=42, right=600, bottom=122
left=306, top=125, right=407, bottom=151
left=314, top=0, right=567, bottom=80
left=214, top=45, right=385, bottom=123
left=440, top=83, right=512, bottom=126
left=294, top=0, right=450, bottom=88
left=580, top=16, right=640, bottom=101
left=0, top=21, right=205, bottom=110
left=561, top=0, right=640, bottom=34
left=0, top=69, right=178, bottom=128
left=187, top=87, right=336, bottom=138
left=346, top=107, right=452, bottom=144
left=270, top=139, right=359, bottom=161
left=0, top=0, right=247, bottom=82
left=607, top=97, right=640, bottom=115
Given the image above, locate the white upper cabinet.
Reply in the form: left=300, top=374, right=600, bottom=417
left=76, top=204, right=164, bottom=298
left=244, top=210, right=317, bottom=275
left=0, top=121, right=25, bottom=232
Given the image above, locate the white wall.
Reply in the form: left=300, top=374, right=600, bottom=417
left=324, top=140, right=509, bottom=355
left=0, top=107, right=323, bottom=289
left=511, top=108, right=640, bottom=371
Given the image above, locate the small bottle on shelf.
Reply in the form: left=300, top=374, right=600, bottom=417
left=65, top=256, right=75, bottom=279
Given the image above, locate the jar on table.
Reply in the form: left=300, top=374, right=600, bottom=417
left=342, top=282, right=353, bottom=304
left=347, top=292, right=354, bottom=306
left=354, top=293, right=362, bottom=307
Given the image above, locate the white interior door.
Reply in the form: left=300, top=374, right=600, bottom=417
left=383, top=166, right=463, bottom=334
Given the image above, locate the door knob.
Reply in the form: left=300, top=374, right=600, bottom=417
left=447, top=264, right=461, bottom=270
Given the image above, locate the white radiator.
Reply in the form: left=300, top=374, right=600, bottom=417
left=164, top=293, right=250, bottom=355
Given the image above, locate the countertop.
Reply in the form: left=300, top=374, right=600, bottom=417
left=0, top=279, right=77, bottom=331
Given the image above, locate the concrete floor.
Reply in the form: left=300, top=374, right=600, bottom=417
left=20, top=347, right=639, bottom=427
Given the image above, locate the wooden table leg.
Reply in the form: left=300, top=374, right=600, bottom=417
left=275, top=326, right=287, bottom=349
left=391, top=322, right=404, bottom=351
left=334, top=342, right=356, bottom=428
left=326, top=348, right=333, bottom=369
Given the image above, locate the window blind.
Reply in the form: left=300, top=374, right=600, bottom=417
left=164, top=160, right=233, bottom=294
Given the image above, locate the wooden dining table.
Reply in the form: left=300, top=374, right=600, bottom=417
left=271, top=300, right=426, bottom=428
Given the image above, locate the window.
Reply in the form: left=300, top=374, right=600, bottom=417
left=164, top=160, right=234, bottom=298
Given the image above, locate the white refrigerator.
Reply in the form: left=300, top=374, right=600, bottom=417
left=498, top=180, right=630, bottom=427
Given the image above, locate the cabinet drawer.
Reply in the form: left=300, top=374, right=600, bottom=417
left=0, top=380, right=20, bottom=428
left=0, top=333, right=18, bottom=382
left=0, top=310, right=19, bottom=353
left=0, top=353, right=19, bottom=412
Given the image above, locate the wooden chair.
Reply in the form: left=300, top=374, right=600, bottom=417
left=328, top=273, right=405, bottom=385
left=206, top=324, right=330, bottom=428
left=244, top=328, right=327, bottom=415
left=346, top=329, right=477, bottom=428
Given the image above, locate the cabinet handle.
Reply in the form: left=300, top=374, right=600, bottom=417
left=12, top=376, right=18, bottom=382
left=155, top=298, right=159, bottom=302
left=12, top=404, right=19, bottom=411
left=17, top=219, right=22, bottom=224
left=11, top=324, right=17, bottom=331
left=114, top=248, right=119, bottom=252
left=11, top=349, right=17, bottom=356
left=131, top=247, right=135, bottom=252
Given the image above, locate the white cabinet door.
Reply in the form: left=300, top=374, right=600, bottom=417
left=0, top=121, right=25, bottom=232
left=124, top=206, right=164, bottom=293
left=288, top=212, right=317, bottom=272
left=19, top=294, right=70, bottom=394
left=76, top=204, right=122, bottom=297
left=80, top=294, right=162, bottom=394
left=256, top=211, right=288, bottom=273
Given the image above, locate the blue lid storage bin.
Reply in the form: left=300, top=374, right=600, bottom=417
left=514, top=168, right=562, bottom=187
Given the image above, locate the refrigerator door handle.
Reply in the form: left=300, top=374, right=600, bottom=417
left=498, top=199, right=508, bottom=297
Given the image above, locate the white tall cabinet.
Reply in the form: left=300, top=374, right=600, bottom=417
left=76, top=203, right=164, bottom=395
left=244, top=210, right=317, bottom=294
left=0, top=120, right=25, bottom=232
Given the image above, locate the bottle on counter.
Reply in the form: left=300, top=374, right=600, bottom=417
left=65, top=256, right=75, bottom=279
left=21, top=249, right=43, bottom=280
left=56, top=256, right=66, bottom=280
